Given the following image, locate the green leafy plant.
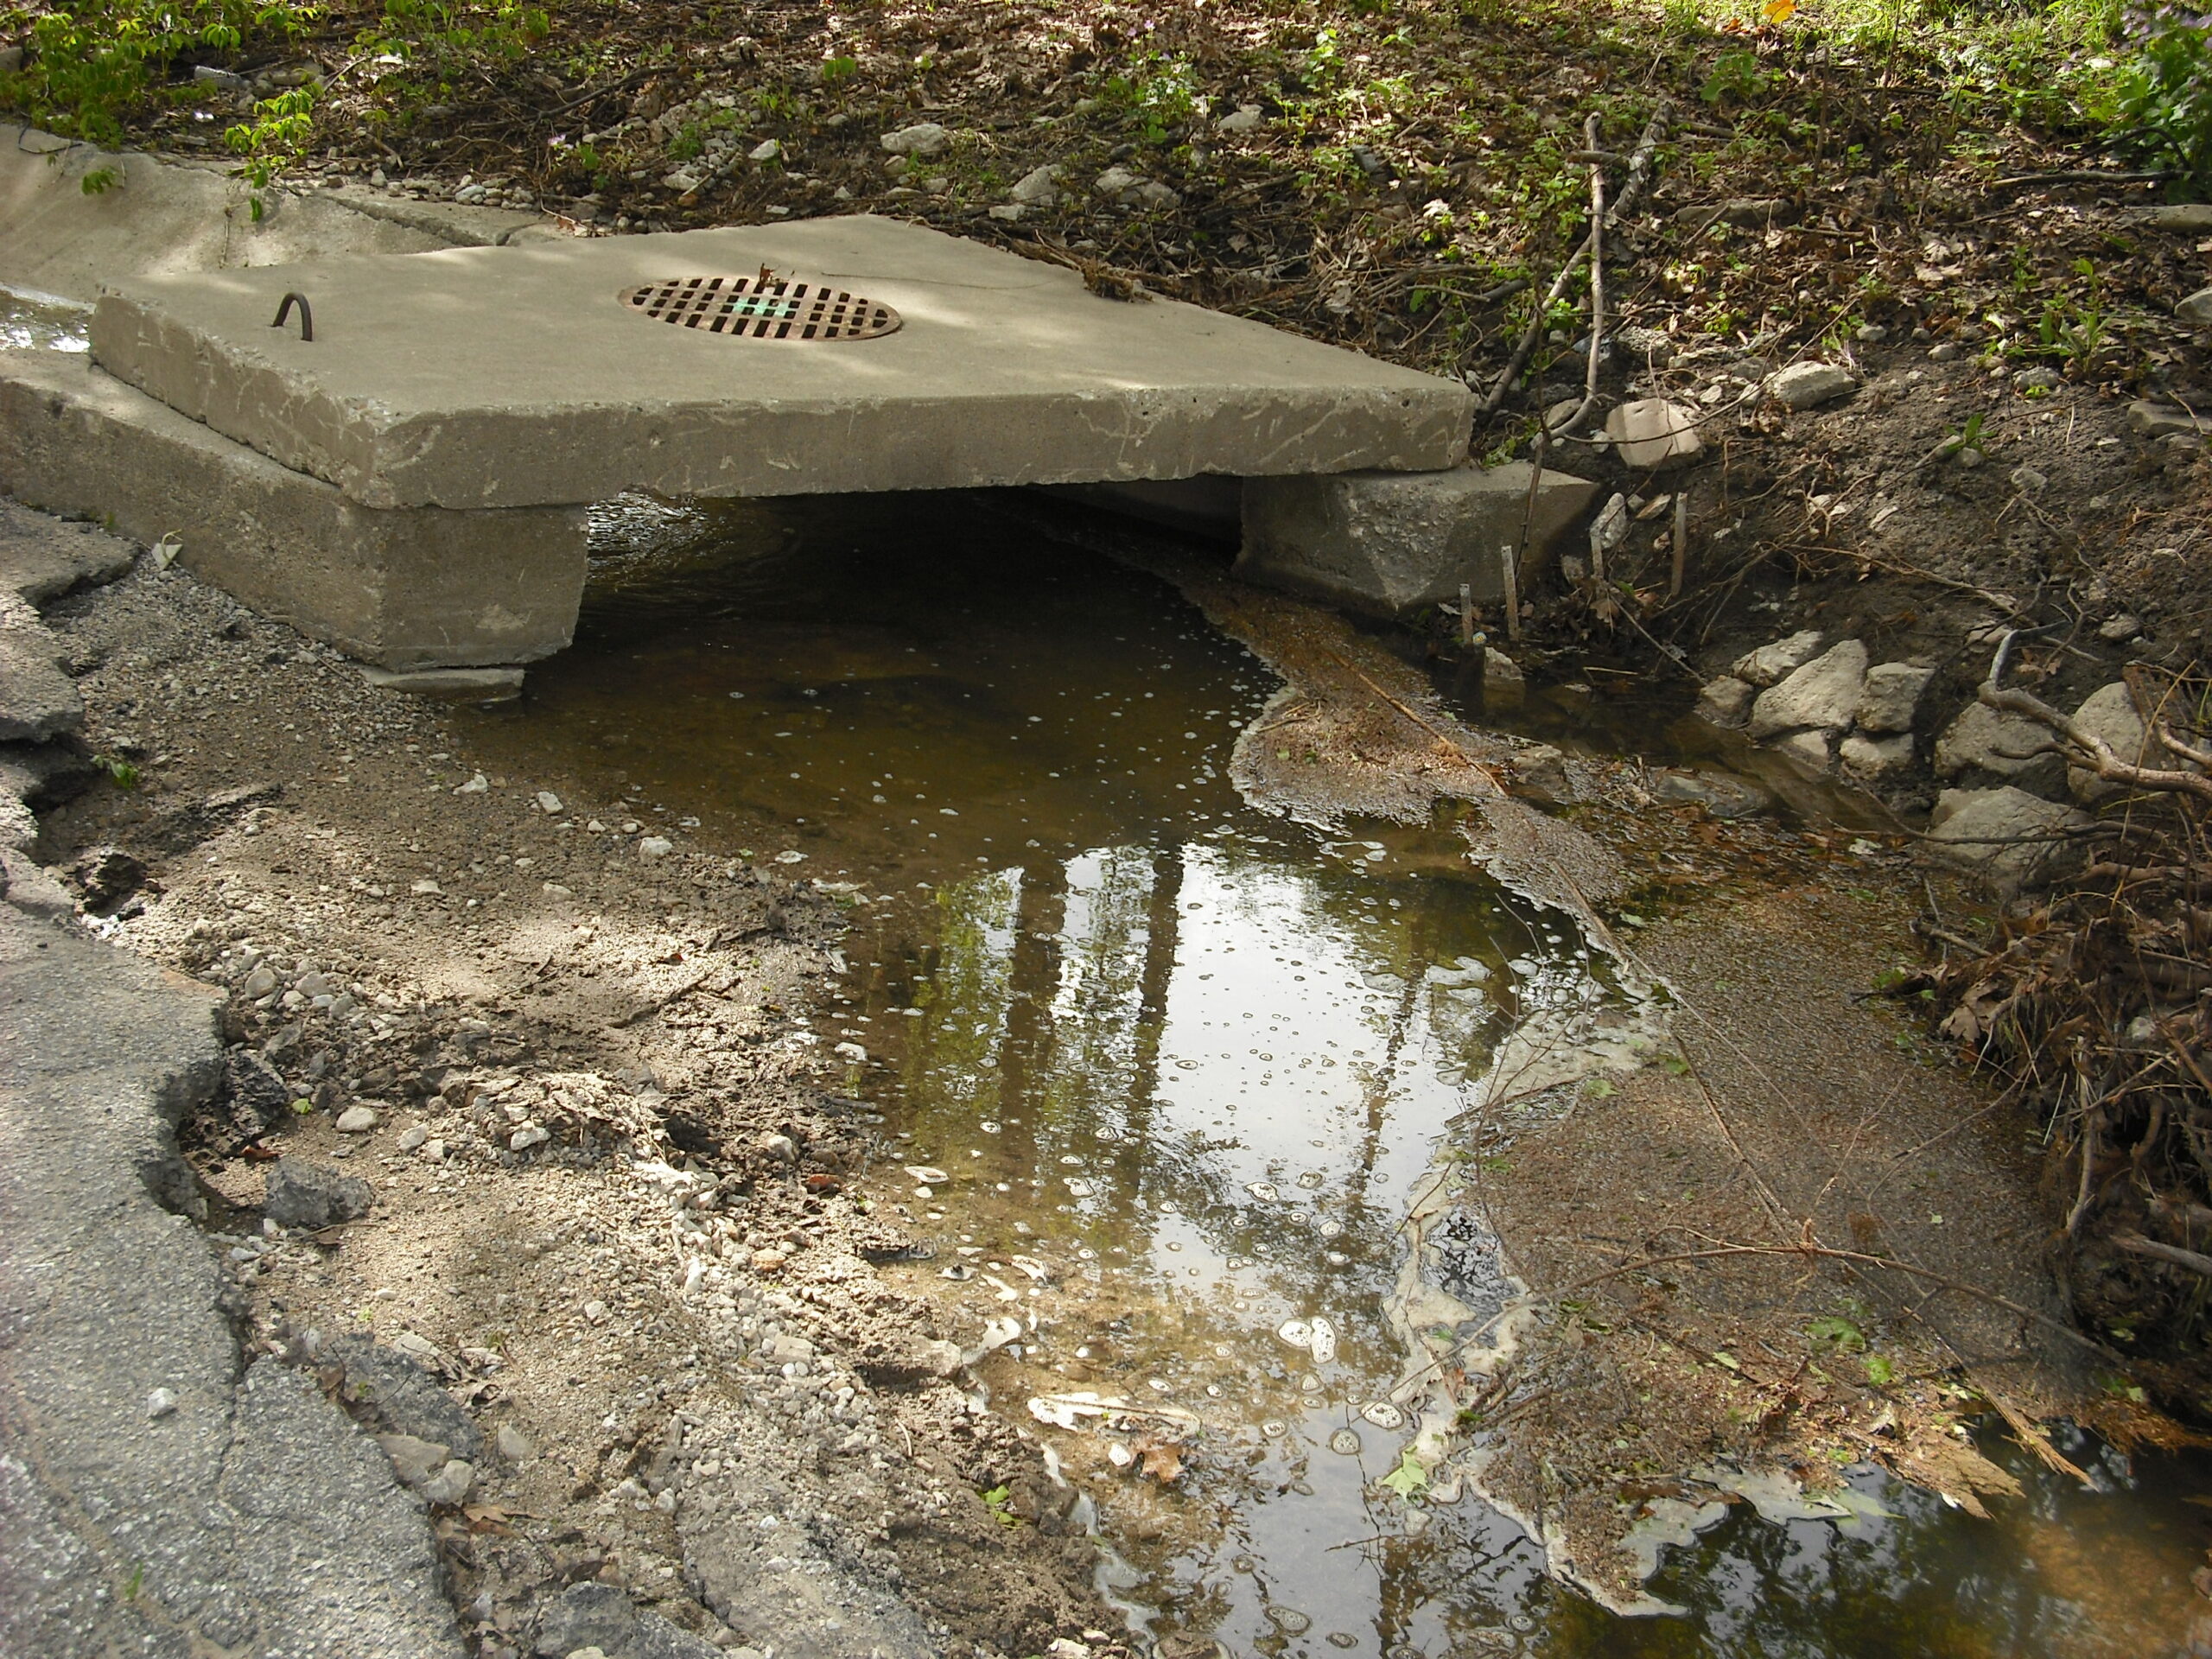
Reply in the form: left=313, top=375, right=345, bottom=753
left=2113, top=8, right=2212, bottom=199
left=79, top=163, right=121, bottom=194
left=1808, top=1315, right=1868, bottom=1353
left=1701, top=48, right=1775, bottom=107
left=0, top=0, right=311, bottom=145
left=92, top=752, right=141, bottom=790
left=1863, top=1352, right=1897, bottom=1386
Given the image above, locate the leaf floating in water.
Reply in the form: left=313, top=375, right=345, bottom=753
left=903, top=1165, right=950, bottom=1185
left=1379, top=1452, right=1428, bottom=1501
left=1360, top=1400, right=1406, bottom=1430
left=1308, top=1316, right=1339, bottom=1364
left=1247, top=1181, right=1281, bottom=1202
left=1008, top=1254, right=1052, bottom=1281
left=1325, top=1251, right=1351, bottom=1267
left=1328, top=1428, right=1363, bottom=1455
left=1063, top=1178, right=1096, bottom=1198
left=1138, top=1440, right=1185, bottom=1484
left=1296, top=1171, right=1325, bottom=1189
left=1276, top=1319, right=1313, bottom=1350
left=1261, top=1419, right=1288, bottom=1439
left=940, top=1264, right=975, bottom=1281
left=1266, top=1606, right=1313, bottom=1636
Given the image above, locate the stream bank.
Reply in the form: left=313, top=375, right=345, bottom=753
left=7, top=485, right=2209, bottom=1656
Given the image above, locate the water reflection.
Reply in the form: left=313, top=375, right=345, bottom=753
left=474, top=490, right=2212, bottom=1658
left=0, top=284, right=92, bottom=353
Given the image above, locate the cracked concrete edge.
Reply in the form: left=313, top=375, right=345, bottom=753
left=0, top=851, right=465, bottom=1657
left=1, top=122, right=550, bottom=306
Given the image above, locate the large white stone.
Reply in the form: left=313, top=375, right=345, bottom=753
left=1731, top=630, right=1823, bottom=688
left=88, top=217, right=1473, bottom=510
left=1927, top=785, right=2091, bottom=893
left=1839, top=731, right=1913, bottom=781
left=1694, top=676, right=1754, bottom=728
left=1236, top=462, right=1599, bottom=618
left=1765, top=362, right=1856, bottom=410
left=1603, top=398, right=1702, bottom=469
left=2067, top=681, right=2150, bottom=804
left=1747, top=639, right=1868, bottom=739
left=1855, top=662, right=1933, bottom=734
left=1933, top=700, right=2064, bottom=797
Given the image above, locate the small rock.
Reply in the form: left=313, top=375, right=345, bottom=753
left=750, top=1248, right=789, bottom=1273
left=1764, top=362, right=1856, bottom=410
left=1216, top=104, right=1264, bottom=130
left=510, top=1123, right=550, bottom=1151
left=535, top=791, right=563, bottom=814
left=638, top=836, right=673, bottom=859
left=2009, top=466, right=2048, bottom=493
left=1854, top=663, right=1934, bottom=734
left=1093, top=165, right=1139, bottom=198
left=397, top=1125, right=429, bottom=1151
left=879, top=122, right=949, bottom=156
left=661, top=169, right=701, bottom=193
left=2013, top=365, right=2062, bottom=393
left=1839, top=732, right=1914, bottom=781
left=1731, top=630, right=1824, bottom=688
left=418, top=1459, right=475, bottom=1506
left=145, top=1387, right=179, bottom=1420
left=1769, top=728, right=1835, bottom=772
left=1694, top=676, right=1756, bottom=729
left=2126, top=400, right=2210, bottom=439
left=2096, top=613, right=2142, bottom=643
left=1748, top=639, right=1869, bottom=739
left=376, top=1431, right=451, bottom=1488
left=1649, top=768, right=1770, bottom=817
left=1603, top=398, right=1703, bottom=468
left=1928, top=342, right=1960, bottom=363
left=2177, top=286, right=2212, bottom=327
left=1927, top=786, right=2092, bottom=893
left=335, top=1105, right=380, bottom=1134
left=1613, top=323, right=1675, bottom=366
left=1133, top=179, right=1181, bottom=210
left=361, top=666, right=524, bottom=700
left=242, top=965, right=279, bottom=998
left=1008, top=163, right=1061, bottom=206
left=263, top=1158, right=374, bottom=1229
left=497, top=1423, right=536, bottom=1461
left=2067, top=682, right=2152, bottom=804
left=582, top=1300, right=609, bottom=1325
left=748, top=138, right=781, bottom=163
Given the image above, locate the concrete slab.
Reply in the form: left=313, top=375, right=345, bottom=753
left=0, top=349, right=587, bottom=668
left=0, top=124, right=531, bottom=305
left=89, top=216, right=1473, bottom=510
left=1236, top=462, right=1599, bottom=618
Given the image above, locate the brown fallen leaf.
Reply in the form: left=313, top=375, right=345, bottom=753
left=1138, top=1440, right=1185, bottom=1484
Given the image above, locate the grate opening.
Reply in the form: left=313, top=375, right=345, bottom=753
left=619, top=273, right=901, bottom=342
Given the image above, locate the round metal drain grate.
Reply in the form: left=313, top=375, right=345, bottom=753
left=619, top=273, right=901, bottom=341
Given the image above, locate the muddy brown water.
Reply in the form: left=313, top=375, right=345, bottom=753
left=8, top=277, right=2208, bottom=1655
left=434, top=490, right=2212, bottom=1658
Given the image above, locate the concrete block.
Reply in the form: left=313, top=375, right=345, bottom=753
left=1603, top=398, right=1702, bottom=469
left=1235, top=461, right=1600, bottom=619
left=0, top=350, right=586, bottom=670
left=88, top=217, right=1472, bottom=510
left=0, top=122, right=503, bottom=305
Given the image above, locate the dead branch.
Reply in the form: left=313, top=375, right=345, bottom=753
left=1980, top=639, right=2212, bottom=804
left=2114, top=1233, right=2212, bottom=1278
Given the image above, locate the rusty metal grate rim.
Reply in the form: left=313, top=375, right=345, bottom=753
left=618, top=274, right=902, bottom=341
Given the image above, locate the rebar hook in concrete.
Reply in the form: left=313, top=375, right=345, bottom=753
left=270, top=291, right=313, bottom=342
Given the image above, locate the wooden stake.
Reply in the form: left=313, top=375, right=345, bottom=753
left=1499, top=543, right=1521, bottom=644
left=1458, top=582, right=1474, bottom=647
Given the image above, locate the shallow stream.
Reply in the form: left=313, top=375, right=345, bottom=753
left=442, top=491, right=2212, bottom=1658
